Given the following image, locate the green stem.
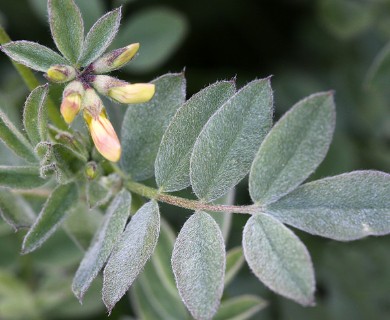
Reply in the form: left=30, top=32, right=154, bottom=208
left=0, top=26, right=66, bottom=129
left=110, top=164, right=258, bottom=215
left=0, top=28, right=39, bottom=90
left=124, top=179, right=257, bottom=214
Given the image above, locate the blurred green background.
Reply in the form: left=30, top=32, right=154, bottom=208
left=0, top=0, right=389, bottom=319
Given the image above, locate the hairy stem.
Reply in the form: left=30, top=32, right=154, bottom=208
left=13, top=189, right=52, bottom=198
left=110, top=165, right=258, bottom=214
left=0, top=26, right=66, bottom=129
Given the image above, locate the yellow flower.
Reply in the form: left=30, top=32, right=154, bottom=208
left=92, top=43, right=140, bottom=74
left=112, top=43, right=140, bottom=68
left=84, top=109, right=121, bottom=162
left=92, top=75, right=155, bottom=104
left=60, top=81, right=84, bottom=124
left=108, top=83, right=155, bottom=104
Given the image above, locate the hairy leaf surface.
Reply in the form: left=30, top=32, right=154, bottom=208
left=267, top=171, right=390, bottom=240
left=243, top=214, right=315, bottom=306
left=22, top=182, right=78, bottom=254
left=23, top=84, right=49, bottom=146
left=78, top=8, right=121, bottom=66
left=72, top=190, right=131, bottom=302
left=63, top=202, right=103, bottom=250
left=1, top=41, right=69, bottom=72
left=172, top=211, right=225, bottom=320
left=121, top=73, right=186, bottom=180
left=249, top=92, right=335, bottom=205
left=131, top=219, right=188, bottom=320
left=0, top=188, right=36, bottom=231
left=0, top=166, right=45, bottom=189
left=48, top=0, right=84, bottom=63
left=156, top=81, right=235, bottom=191
left=190, top=78, right=273, bottom=202
left=103, top=201, right=160, bottom=312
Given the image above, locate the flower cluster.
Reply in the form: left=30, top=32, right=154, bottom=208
left=46, top=44, right=155, bottom=162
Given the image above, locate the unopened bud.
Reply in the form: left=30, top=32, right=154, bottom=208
left=109, top=83, right=155, bottom=104
left=92, top=43, right=140, bottom=74
left=92, top=75, right=155, bottom=104
left=61, top=81, right=84, bottom=124
left=84, top=109, right=121, bottom=162
left=46, top=64, right=77, bottom=83
left=82, top=88, right=104, bottom=119
left=85, top=161, right=98, bottom=180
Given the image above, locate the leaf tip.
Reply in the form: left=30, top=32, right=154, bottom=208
left=71, top=285, right=85, bottom=305
left=113, top=6, right=123, bottom=21
left=102, top=295, right=115, bottom=315
left=299, top=294, right=316, bottom=307
left=20, top=244, right=30, bottom=255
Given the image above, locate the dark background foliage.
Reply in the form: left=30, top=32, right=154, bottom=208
left=0, top=0, right=389, bottom=319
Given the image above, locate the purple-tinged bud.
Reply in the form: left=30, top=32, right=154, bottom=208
left=91, top=43, right=140, bottom=74
left=84, top=109, right=121, bottom=162
left=46, top=64, right=77, bottom=83
left=82, top=88, right=104, bottom=119
left=85, top=161, right=98, bottom=180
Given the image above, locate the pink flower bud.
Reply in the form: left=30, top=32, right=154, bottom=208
left=84, top=109, right=121, bottom=162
